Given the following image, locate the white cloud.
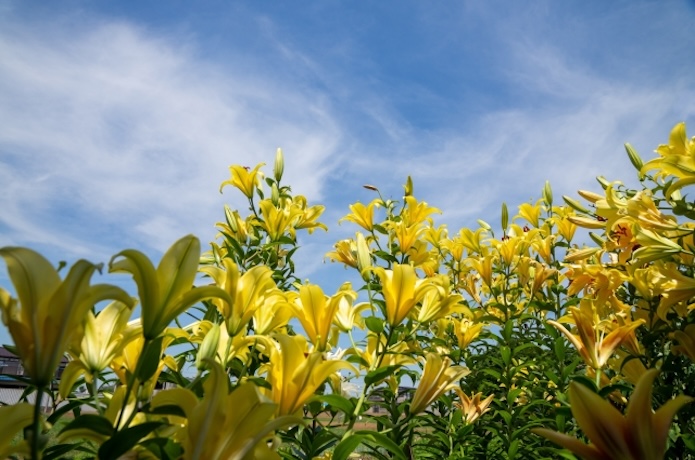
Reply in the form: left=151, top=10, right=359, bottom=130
left=0, top=16, right=341, bottom=262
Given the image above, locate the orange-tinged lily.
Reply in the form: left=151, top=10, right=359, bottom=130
left=109, top=235, right=231, bottom=340
left=220, top=163, right=265, bottom=199
left=368, top=264, right=439, bottom=327
left=453, top=389, right=494, bottom=424
left=533, top=369, right=693, bottom=460
left=265, top=334, right=356, bottom=416
left=410, top=353, right=469, bottom=414
left=0, top=247, right=132, bottom=387
left=548, top=304, right=644, bottom=371
left=152, top=360, right=299, bottom=460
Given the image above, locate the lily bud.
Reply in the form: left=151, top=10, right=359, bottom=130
left=624, top=143, right=644, bottom=174
left=563, top=195, right=590, bottom=214
left=274, top=148, right=284, bottom=183
left=596, top=175, right=610, bottom=190
left=355, top=232, right=372, bottom=279
left=501, top=202, right=509, bottom=232
left=477, top=219, right=492, bottom=232
left=224, top=204, right=239, bottom=233
left=577, top=190, right=604, bottom=203
left=404, top=175, right=413, bottom=197
left=542, top=181, right=553, bottom=207
left=196, top=322, right=221, bottom=371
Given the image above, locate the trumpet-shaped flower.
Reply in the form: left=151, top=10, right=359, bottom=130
left=291, top=283, right=356, bottom=351
left=548, top=303, right=644, bottom=371
left=292, top=195, right=328, bottom=234
left=641, top=122, right=695, bottom=197
left=220, top=163, right=265, bottom=199
left=0, top=247, right=132, bottom=387
left=110, top=322, right=183, bottom=400
left=265, top=335, right=356, bottom=416
left=453, top=389, right=494, bottom=424
left=258, top=199, right=304, bottom=241
left=533, top=369, right=693, bottom=460
left=453, top=318, right=484, bottom=349
left=109, top=235, right=231, bottom=340
left=369, top=264, right=439, bottom=327
left=341, top=199, right=381, bottom=231
left=152, top=360, right=299, bottom=460
left=410, top=353, right=469, bottom=414
left=59, top=300, right=138, bottom=398
left=200, top=260, right=277, bottom=337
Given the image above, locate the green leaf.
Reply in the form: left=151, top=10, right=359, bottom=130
left=137, top=336, right=164, bottom=383
left=312, top=394, right=356, bottom=415
left=43, top=443, right=82, bottom=460
left=355, top=430, right=406, bottom=460
left=365, top=365, right=400, bottom=387
left=98, top=422, right=164, bottom=460
left=140, top=437, right=184, bottom=460
left=500, top=346, right=512, bottom=366
left=365, top=316, right=384, bottom=333
left=333, top=434, right=367, bottom=460
left=60, top=414, right=114, bottom=437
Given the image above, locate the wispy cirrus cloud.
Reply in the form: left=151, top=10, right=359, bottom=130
left=0, top=16, right=341, bottom=264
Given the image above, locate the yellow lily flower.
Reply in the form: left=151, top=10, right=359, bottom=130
left=59, top=300, right=138, bottom=398
left=265, top=335, right=356, bottom=416
left=220, top=163, right=265, bottom=199
left=385, top=220, right=425, bottom=253
left=548, top=304, right=644, bottom=370
left=200, top=260, right=277, bottom=336
left=326, top=239, right=359, bottom=268
left=253, top=292, right=292, bottom=335
left=292, top=283, right=356, bottom=351
left=453, top=389, right=494, bottom=424
left=641, top=122, right=695, bottom=197
left=341, top=199, right=381, bottom=231
left=516, top=200, right=542, bottom=228
left=110, top=323, right=183, bottom=400
left=410, top=353, right=469, bottom=414
left=453, top=318, right=484, bottom=349
left=402, top=196, right=441, bottom=226
left=292, top=195, right=328, bottom=234
left=415, top=278, right=466, bottom=323
left=0, top=247, right=132, bottom=387
left=152, top=360, right=299, bottom=460
left=353, top=333, right=418, bottom=376
left=258, top=199, right=304, bottom=241
left=672, top=324, right=695, bottom=363
left=109, top=235, right=231, bottom=340
left=533, top=369, right=693, bottom=460
left=0, top=404, right=33, bottom=458
left=368, top=264, right=439, bottom=327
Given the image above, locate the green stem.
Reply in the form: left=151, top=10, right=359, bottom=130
left=90, top=376, right=104, bottom=416
left=31, top=385, right=45, bottom=460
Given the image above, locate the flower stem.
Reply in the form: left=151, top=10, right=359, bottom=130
left=31, top=385, right=45, bottom=460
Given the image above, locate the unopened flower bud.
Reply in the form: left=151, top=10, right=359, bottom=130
left=196, top=323, right=221, bottom=371
left=274, top=148, right=284, bottom=183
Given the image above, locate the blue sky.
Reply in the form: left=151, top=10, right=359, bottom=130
left=1, top=1, right=695, bottom=344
